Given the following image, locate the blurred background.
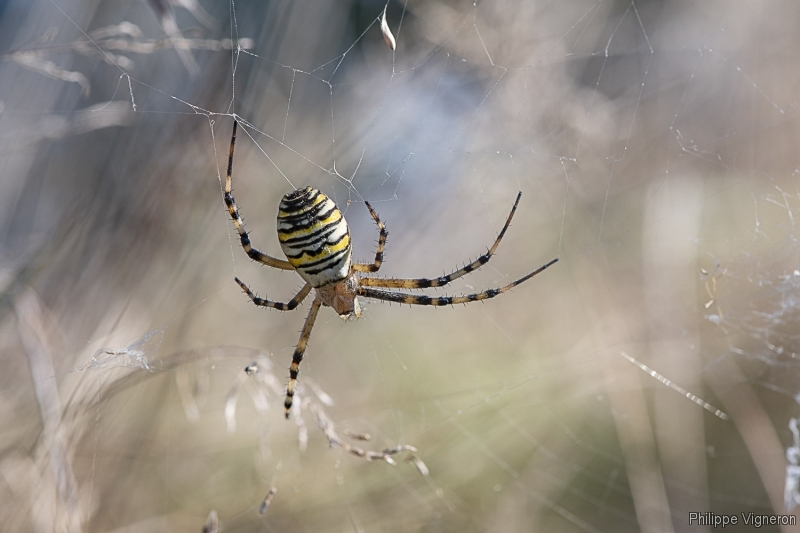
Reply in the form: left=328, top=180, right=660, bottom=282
left=2, top=0, right=800, bottom=531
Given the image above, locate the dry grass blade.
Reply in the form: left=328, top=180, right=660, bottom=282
left=14, top=288, right=82, bottom=533
left=11, top=52, right=90, bottom=95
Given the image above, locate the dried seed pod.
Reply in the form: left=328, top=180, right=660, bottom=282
left=381, top=6, right=396, bottom=51
left=406, top=454, right=430, bottom=476
left=259, top=488, right=277, bottom=515
left=202, top=510, right=219, bottom=533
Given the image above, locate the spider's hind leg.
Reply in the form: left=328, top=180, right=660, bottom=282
left=358, top=257, right=558, bottom=306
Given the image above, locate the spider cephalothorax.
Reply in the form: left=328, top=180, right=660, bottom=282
left=223, top=120, right=557, bottom=418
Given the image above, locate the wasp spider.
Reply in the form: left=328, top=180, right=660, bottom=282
left=224, top=121, right=558, bottom=418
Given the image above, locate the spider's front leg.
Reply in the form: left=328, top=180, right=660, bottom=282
left=284, top=296, right=323, bottom=418
left=235, top=278, right=311, bottom=310
left=224, top=121, right=294, bottom=271
left=360, top=192, right=523, bottom=289
left=352, top=201, right=388, bottom=273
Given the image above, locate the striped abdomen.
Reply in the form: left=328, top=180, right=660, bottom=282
left=277, top=187, right=352, bottom=288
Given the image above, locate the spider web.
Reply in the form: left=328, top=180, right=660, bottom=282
left=1, top=0, right=799, bottom=531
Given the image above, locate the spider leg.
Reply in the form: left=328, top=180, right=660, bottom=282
left=352, top=201, right=388, bottom=273
left=285, top=296, right=323, bottom=418
left=358, top=257, right=558, bottom=305
left=224, top=121, right=294, bottom=270
left=235, top=278, right=312, bottom=310
left=361, top=192, right=523, bottom=289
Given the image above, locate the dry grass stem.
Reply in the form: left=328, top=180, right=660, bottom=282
left=243, top=358, right=426, bottom=471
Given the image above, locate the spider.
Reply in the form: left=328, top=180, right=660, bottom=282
left=223, top=121, right=558, bottom=418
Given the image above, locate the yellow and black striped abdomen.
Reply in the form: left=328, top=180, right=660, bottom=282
left=277, top=187, right=352, bottom=288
